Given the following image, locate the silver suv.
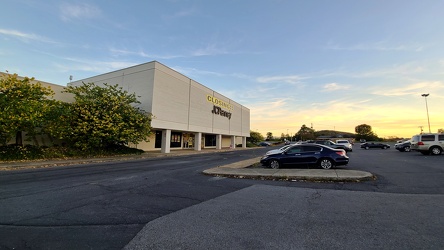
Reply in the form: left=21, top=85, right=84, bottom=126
left=410, top=133, right=444, bottom=155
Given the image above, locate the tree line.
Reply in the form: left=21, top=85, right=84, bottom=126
left=0, top=73, right=152, bottom=151
left=248, top=124, right=383, bottom=144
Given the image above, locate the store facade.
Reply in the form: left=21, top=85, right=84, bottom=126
left=69, top=61, right=250, bottom=153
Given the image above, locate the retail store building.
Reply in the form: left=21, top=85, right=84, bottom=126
left=69, top=61, right=250, bottom=153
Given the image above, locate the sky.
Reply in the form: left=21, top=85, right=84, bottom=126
left=1, top=0, right=444, bottom=139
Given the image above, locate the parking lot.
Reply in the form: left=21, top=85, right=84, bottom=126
left=1, top=143, right=442, bottom=249
left=264, top=142, right=444, bottom=194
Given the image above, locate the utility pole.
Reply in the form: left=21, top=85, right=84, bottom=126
left=421, top=94, right=431, bottom=133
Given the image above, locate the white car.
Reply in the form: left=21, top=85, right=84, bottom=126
left=265, top=145, right=292, bottom=155
left=335, top=140, right=353, bottom=152
left=410, top=133, right=443, bottom=155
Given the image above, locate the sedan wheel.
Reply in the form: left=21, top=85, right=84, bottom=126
left=383, top=146, right=387, bottom=149
left=365, top=146, right=369, bottom=150
left=269, top=160, right=280, bottom=169
left=404, top=146, right=411, bottom=152
left=319, top=159, right=334, bottom=169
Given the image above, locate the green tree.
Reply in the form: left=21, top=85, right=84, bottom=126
left=266, top=132, right=273, bottom=141
left=355, top=124, right=379, bottom=141
left=295, top=124, right=316, bottom=141
left=248, top=131, right=264, bottom=144
left=355, top=124, right=372, bottom=136
left=58, top=82, right=152, bottom=149
left=41, top=100, right=72, bottom=145
left=0, top=73, right=55, bottom=145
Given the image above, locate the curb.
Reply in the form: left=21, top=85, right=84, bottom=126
left=203, top=158, right=375, bottom=182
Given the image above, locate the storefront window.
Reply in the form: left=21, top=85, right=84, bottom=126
left=205, top=134, right=216, bottom=147
left=170, top=132, right=182, bottom=148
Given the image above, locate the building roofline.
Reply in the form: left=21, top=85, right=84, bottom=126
left=68, top=61, right=250, bottom=110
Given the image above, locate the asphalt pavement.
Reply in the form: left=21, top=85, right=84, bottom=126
left=0, top=147, right=374, bottom=182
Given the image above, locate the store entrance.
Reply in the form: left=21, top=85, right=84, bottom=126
left=182, top=133, right=195, bottom=148
left=155, top=131, right=162, bottom=148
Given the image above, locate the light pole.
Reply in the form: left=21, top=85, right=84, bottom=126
left=421, top=93, right=431, bottom=133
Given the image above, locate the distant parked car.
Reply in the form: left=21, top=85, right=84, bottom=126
left=260, top=144, right=349, bottom=170
left=360, top=142, right=390, bottom=150
left=395, top=140, right=411, bottom=152
left=410, top=133, right=444, bottom=155
left=258, top=142, right=271, bottom=146
left=314, top=140, right=350, bottom=151
left=335, top=140, right=353, bottom=152
left=265, top=145, right=291, bottom=155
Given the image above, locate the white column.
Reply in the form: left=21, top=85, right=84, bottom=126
left=161, top=129, right=171, bottom=153
left=194, top=132, right=202, bottom=151
left=216, top=134, right=222, bottom=150
left=242, top=136, right=247, bottom=148
left=231, top=136, right=236, bottom=149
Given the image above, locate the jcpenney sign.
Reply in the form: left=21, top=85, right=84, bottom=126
left=207, top=95, right=232, bottom=120
left=211, top=105, right=232, bottom=119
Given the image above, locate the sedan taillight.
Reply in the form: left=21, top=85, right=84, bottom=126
left=335, top=151, right=346, bottom=156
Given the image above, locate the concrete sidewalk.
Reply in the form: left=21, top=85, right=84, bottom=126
left=0, top=148, right=238, bottom=171
left=0, top=148, right=374, bottom=182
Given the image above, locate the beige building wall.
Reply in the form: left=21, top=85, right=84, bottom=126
left=150, top=63, right=190, bottom=131
left=189, top=80, right=213, bottom=133
left=69, top=61, right=250, bottom=152
left=2, top=65, right=250, bottom=151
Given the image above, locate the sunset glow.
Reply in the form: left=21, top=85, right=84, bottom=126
left=1, top=1, right=443, bottom=139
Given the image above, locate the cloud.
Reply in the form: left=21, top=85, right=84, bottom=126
left=161, top=8, right=197, bottom=20
left=109, top=42, right=231, bottom=59
left=59, top=3, right=102, bottom=21
left=317, top=62, right=426, bottom=79
left=191, top=43, right=229, bottom=56
left=322, top=83, right=350, bottom=92
left=54, top=57, right=138, bottom=74
left=372, top=81, right=444, bottom=97
left=326, top=41, right=424, bottom=52
left=256, top=75, right=307, bottom=85
left=109, top=48, right=184, bottom=59
left=0, top=28, right=56, bottom=44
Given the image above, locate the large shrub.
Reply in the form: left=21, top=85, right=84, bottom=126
left=53, top=82, right=152, bottom=150
left=0, top=73, right=56, bottom=145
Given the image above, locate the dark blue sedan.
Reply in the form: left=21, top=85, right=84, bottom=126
left=360, top=142, right=390, bottom=150
left=260, top=144, right=349, bottom=169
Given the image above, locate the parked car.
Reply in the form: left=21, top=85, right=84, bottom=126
left=410, top=133, right=444, bottom=155
left=360, top=142, right=390, bottom=149
left=314, top=140, right=350, bottom=151
left=395, top=140, right=411, bottom=152
left=335, top=139, right=353, bottom=152
left=265, top=145, right=291, bottom=155
left=258, top=142, right=271, bottom=146
left=260, top=144, right=349, bottom=170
